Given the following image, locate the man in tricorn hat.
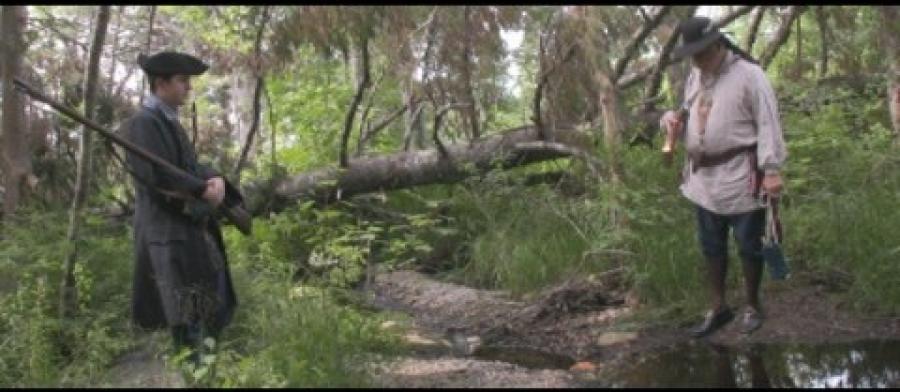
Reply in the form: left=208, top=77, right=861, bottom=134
left=120, top=51, right=237, bottom=363
left=659, top=17, right=787, bottom=337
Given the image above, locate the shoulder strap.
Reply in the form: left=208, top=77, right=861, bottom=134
left=681, top=70, right=701, bottom=112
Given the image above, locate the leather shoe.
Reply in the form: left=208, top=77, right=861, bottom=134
left=691, top=307, right=734, bottom=338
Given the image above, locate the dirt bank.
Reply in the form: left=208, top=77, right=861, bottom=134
left=366, top=268, right=900, bottom=385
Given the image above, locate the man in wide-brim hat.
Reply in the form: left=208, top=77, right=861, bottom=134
left=120, top=51, right=238, bottom=365
left=659, top=17, right=788, bottom=338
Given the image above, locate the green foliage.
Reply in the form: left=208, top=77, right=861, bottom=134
left=616, top=146, right=708, bottom=318
left=445, top=167, right=621, bottom=297
left=777, top=92, right=900, bottom=316
left=265, top=48, right=355, bottom=173
left=0, top=209, right=133, bottom=387
left=203, top=208, right=408, bottom=388
left=198, top=276, right=401, bottom=387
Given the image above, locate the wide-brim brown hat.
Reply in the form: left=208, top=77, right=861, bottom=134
left=672, top=16, right=723, bottom=61
left=138, top=51, right=208, bottom=76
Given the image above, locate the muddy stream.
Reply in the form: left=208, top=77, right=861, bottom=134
left=362, top=269, right=900, bottom=388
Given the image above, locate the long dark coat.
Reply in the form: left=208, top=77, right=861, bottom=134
left=121, top=104, right=237, bottom=333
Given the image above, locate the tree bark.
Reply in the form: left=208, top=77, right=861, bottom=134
left=234, top=77, right=264, bottom=176
left=138, top=5, right=156, bottom=106
left=264, top=81, right=277, bottom=176
left=461, top=6, right=481, bottom=140
left=404, top=13, right=439, bottom=151
left=596, top=72, right=624, bottom=185
left=1, top=6, right=29, bottom=222
left=745, top=6, right=766, bottom=54
left=339, top=38, right=370, bottom=167
left=612, top=6, right=671, bottom=83
left=61, top=5, right=110, bottom=320
left=106, top=6, right=125, bottom=94
left=269, top=125, right=593, bottom=209
left=233, top=6, right=270, bottom=177
left=882, top=6, right=900, bottom=144
left=759, top=6, right=804, bottom=71
left=814, top=6, right=829, bottom=78
left=795, top=10, right=802, bottom=77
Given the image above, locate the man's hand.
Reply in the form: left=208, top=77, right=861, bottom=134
left=202, top=176, right=225, bottom=207
left=762, top=173, right=783, bottom=197
left=661, top=110, right=685, bottom=140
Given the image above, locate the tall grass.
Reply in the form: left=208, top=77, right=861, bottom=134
left=447, top=168, right=621, bottom=297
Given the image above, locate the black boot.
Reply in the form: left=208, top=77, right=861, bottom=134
left=171, top=324, right=200, bottom=366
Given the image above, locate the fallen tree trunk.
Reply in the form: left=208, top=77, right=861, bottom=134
left=266, top=125, right=594, bottom=210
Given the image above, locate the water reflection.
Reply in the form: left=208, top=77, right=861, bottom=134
left=601, top=340, right=900, bottom=388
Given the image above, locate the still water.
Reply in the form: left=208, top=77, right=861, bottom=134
left=598, top=339, right=900, bottom=388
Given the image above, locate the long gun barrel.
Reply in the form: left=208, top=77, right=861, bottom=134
left=12, top=77, right=252, bottom=235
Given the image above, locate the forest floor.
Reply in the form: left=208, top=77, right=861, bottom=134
left=364, top=268, right=900, bottom=388
left=96, top=266, right=899, bottom=388
left=101, top=332, right=186, bottom=388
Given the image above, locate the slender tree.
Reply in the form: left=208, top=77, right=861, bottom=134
left=60, top=5, right=110, bottom=319
left=1, top=6, right=29, bottom=222
left=882, top=6, right=900, bottom=144
left=234, top=6, right=270, bottom=177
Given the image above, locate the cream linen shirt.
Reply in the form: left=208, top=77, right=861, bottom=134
left=675, top=50, right=787, bottom=215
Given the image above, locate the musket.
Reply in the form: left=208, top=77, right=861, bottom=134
left=12, top=77, right=252, bottom=235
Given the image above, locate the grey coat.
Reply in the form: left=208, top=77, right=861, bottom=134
left=121, top=104, right=237, bottom=332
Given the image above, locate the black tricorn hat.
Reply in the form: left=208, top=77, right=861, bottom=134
left=138, top=51, right=208, bottom=76
left=672, top=17, right=723, bottom=61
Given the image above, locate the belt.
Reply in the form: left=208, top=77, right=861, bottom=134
left=690, top=144, right=757, bottom=173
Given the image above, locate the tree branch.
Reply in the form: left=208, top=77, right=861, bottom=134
left=612, top=6, right=671, bottom=83
left=403, top=103, right=426, bottom=152
left=432, top=103, right=469, bottom=158
left=234, top=77, right=265, bottom=176
left=745, top=6, right=766, bottom=53
left=533, top=40, right=576, bottom=140
left=616, top=5, right=754, bottom=91
left=264, top=80, right=277, bottom=175
left=513, top=141, right=602, bottom=177
left=355, top=67, right=386, bottom=156
left=62, top=4, right=110, bottom=320
left=643, top=6, right=698, bottom=110
left=358, top=104, right=410, bottom=155
left=709, top=5, right=754, bottom=30
left=759, top=6, right=805, bottom=70
left=233, top=6, right=270, bottom=177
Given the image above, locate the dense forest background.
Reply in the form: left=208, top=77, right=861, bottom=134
left=0, top=5, right=898, bottom=387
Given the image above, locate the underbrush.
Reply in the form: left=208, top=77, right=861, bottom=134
left=0, top=203, right=407, bottom=388
left=443, top=167, right=622, bottom=297
left=443, top=87, right=900, bottom=319
left=0, top=210, right=133, bottom=387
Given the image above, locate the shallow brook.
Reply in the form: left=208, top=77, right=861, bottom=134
left=592, top=339, right=900, bottom=388
left=472, top=346, right=576, bottom=370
